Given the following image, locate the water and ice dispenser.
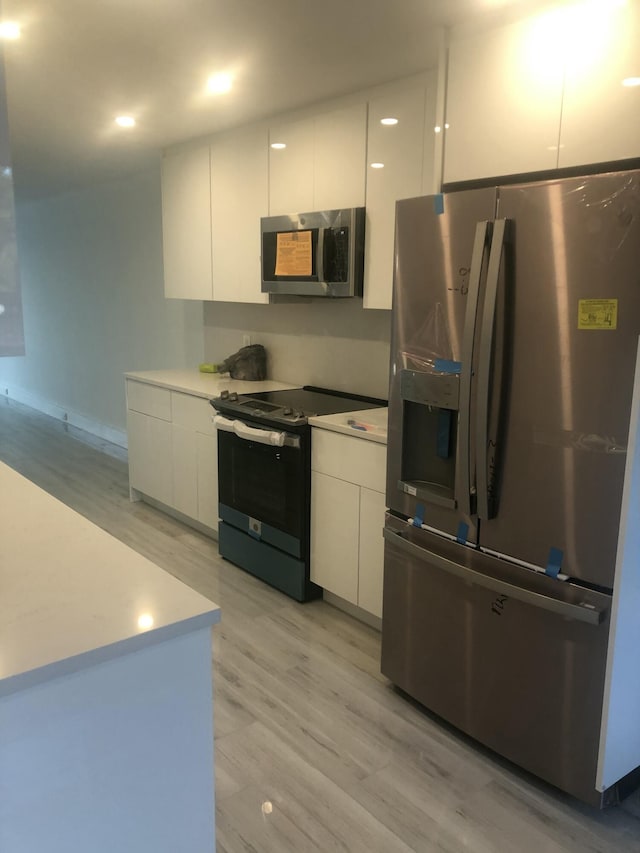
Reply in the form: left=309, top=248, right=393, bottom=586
left=398, top=368, right=460, bottom=510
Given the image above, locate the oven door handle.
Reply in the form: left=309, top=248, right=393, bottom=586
left=213, top=414, right=294, bottom=448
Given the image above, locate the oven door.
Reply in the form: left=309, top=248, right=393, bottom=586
left=216, top=417, right=307, bottom=555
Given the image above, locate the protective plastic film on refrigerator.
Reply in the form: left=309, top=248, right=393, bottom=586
left=382, top=169, right=640, bottom=807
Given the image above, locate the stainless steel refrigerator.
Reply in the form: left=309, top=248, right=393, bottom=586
left=382, top=169, right=640, bottom=807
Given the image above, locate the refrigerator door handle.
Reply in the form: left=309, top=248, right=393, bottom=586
left=383, top=526, right=606, bottom=625
left=459, top=220, right=490, bottom=517
left=476, top=217, right=509, bottom=520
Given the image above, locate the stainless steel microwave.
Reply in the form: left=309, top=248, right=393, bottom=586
left=260, top=207, right=365, bottom=298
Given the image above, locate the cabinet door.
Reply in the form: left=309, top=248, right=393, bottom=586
left=314, top=103, right=366, bottom=210
left=210, top=125, right=269, bottom=303
left=161, top=145, right=213, bottom=299
left=171, top=423, right=198, bottom=519
left=310, top=470, right=359, bottom=604
left=444, top=15, right=563, bottom=183
left=196, top=431, right=218, bottom=532
left=127, top=410, right=172, bottom=506
left=357, top=487, right=386, bottom=618
left=364, top=84, right=429, bottom=310
left=269, top=103, right=367, bottom=215
left=312, top=429, right=386, bottom=493
left=559, top=0, right=640, bottom=167
left=268, top=117, right=315, bottom=215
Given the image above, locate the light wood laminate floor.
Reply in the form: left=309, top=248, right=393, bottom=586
left=2, top=396, right=640, bottom=853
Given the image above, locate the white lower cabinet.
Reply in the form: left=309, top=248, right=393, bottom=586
left=171, top=423, right=199, bottom=520
left=195, top=432, right=218, bottom=529
left=126, top=409, right=173, bottom=507
left=126, top=380, right=218, bottom=535
left=357, top=487, right=386, bottom=617
left=311, top=471, right=360, bottom=603
left=311, top=429, right=386, bottom=619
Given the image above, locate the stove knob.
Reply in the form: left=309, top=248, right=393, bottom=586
left=229, top=392, right=238, bottom=402
left=283, top=407, right=293, bottom=416
left=220, top=390, right=229, bottom=399
left=293, top=410, right=303, bottom=419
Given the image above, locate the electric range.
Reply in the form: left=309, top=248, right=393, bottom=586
left=210, top=386, right=387, bottom=601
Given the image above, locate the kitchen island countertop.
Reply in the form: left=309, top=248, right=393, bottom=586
left=0, top=460, right=220, bottom=697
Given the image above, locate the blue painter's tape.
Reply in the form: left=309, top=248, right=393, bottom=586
left=433, top=194, right=444, bottom=215
left=545, top=547, right=563, bottom=578
left=413, top=503, right=425, bottom=527
left=456, top=522, right=469, bottom=545
left=434, top=358, right=462, bottom=375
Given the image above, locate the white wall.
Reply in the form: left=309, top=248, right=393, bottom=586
left=203, top=299, right=391, bottom=401
left=0, top=167, right=203, bottom=443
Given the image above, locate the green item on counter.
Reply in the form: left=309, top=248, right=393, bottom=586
left=198, top=363, right=218, bottom=373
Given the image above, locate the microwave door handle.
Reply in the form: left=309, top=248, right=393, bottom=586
left=316, top=228, right=325, bottom=284
left=458, top=220, right=490, bottom=518
left=476, top=218, right=509, bottom=520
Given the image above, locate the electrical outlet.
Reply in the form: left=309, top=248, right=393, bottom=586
left=242, top=334, right=251, bottom=347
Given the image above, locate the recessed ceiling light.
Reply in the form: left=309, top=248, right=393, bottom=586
left=370, top=162, right=385, bottom=169
left=0, top=21, right=21, bottom=39
left=115, top=116, right=136, bottom=128
left=380, top=117, right=398, bottom=126
left=207, top=73, right=233, bottom=95
left=270, top=142, right=286, bottom=150
left=622, top=77, right=640, bottom=87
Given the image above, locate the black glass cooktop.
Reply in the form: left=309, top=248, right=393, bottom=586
left=212, top=385, right=387, bottom=427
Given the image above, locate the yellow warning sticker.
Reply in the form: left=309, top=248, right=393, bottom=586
left=578, top=299, right=618, bottom=330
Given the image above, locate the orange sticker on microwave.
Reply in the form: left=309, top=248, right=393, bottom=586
left=275, top=230, right=312, bottom=277
left=578, top=299, right=618, bottom=330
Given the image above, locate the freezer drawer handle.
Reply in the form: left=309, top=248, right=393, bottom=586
left=383, top=527, right=606, bottom=626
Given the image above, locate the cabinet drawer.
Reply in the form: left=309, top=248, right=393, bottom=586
left=126, top=380, right=171, bottom=421
left=311, top=429, right=386, bottom=493
left=171, top=391, right=216, bottom=433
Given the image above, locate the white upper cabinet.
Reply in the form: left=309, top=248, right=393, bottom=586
left=313, top=103, right=367, bottom=210
left=364, top=78, right=435, bottom=310
left=210, top=124, right=269, bottom=304
left=268, top=116, right=315, bottom=215
left=444, top=16, right=564, bottom=183
left=268, top=103, right=366, bottom=215
left=559, top=0, right=640, bottom=168
left=161, top=145, right=213, bottom=300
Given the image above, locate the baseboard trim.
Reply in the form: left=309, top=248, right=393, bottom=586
left=322, top=590, right=382, bottom=631
left=135, top=492, right=219, bottom=542
left=2, top=384, right=127, bottom=449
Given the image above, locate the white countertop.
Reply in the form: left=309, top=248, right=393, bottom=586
left=308, top=406, right=388, bottom=444
left=0, top=462, right=221, bottom=697
left=125, top=368, right=300, bottom=399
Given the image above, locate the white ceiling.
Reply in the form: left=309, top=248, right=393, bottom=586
left=0, top=0, right=541, bottom=201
